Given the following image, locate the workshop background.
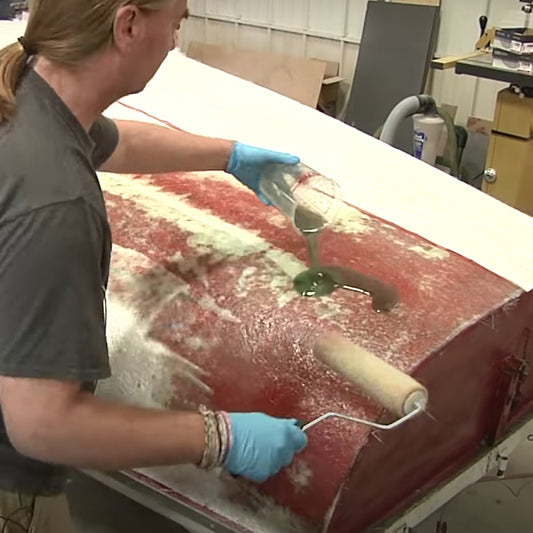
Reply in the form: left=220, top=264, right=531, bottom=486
left=70, top=0, right=533, bottom=531
left=2, top=0, right=533, bottom=532
left=177, top=0, right=524, bottom=125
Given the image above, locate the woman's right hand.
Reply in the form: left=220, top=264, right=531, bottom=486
left=224, top=412, right=308, bottom=482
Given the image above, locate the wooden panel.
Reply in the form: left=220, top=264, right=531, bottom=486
left=431, top=50, right=487, bottom=70
left=492, top=88, right=533, bottom=139
left=187, top=41, right=327, bottom=107
left=485, top=135, right=533, bottom=215
left=472, top=78, right=508, bottom=122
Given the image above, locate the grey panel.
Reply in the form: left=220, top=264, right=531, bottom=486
left=344, top=1, right=440, bottom=155
left=0, top=0, right=14, bottom=19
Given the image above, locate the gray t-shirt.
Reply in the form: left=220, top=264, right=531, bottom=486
left=0, top=67, right=119, bottom=494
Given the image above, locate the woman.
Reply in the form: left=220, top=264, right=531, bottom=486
left=0, top=1, right=307, bottom=531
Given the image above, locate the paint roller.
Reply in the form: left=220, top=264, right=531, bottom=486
left=300, top=332, right=428, bottom=431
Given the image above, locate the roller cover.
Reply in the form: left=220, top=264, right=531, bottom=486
left=314, top=332, right=429, bottom=416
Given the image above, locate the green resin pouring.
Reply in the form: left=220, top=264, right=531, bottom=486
left=259, top=163, right=399, bottom=312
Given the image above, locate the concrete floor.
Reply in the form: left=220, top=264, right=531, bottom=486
left=67, top=435, right=533, bottom=533
left=68, top=473, right=187, bottom=533
left=415, top=435, right=533, bottom=533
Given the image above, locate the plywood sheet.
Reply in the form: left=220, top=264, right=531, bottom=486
left=187, top=41, right=326, bottom=108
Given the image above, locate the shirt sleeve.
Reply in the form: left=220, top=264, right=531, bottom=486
left=89, top=115, right=119, bottom=169
left=0, top=198, right=110, bottom=380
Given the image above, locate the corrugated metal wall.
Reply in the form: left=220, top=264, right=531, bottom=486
left=179, top=0, right=530, bottom=124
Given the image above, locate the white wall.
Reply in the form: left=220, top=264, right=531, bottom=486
left=179, top=0, right=531, bottom=125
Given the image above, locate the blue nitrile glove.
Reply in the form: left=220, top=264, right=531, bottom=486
left=226, top=142, right=300, bottom=204
left=225, top=413, right=308, bottom=483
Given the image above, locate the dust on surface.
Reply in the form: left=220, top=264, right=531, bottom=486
left=329, top=203, right=372, bottom=235
left=408, top=244, right=449, bottom=260
left=97, top=245, right=212, bottom=408
left=287, top=460, right=314, bottom=493
left=101, top=172, right=308, bottom=308
left=132, top=466, right=316, bottom=533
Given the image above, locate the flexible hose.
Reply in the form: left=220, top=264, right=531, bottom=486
left=436, top=106, right=459, bottom=178
left=454, top=125, right=469, bottom=171
left=374, top=96, right=461, bottom=178
left=379, top=96, right=423, bottom=146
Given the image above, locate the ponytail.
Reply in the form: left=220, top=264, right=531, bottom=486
left=0, top=41, right=27, bottom=124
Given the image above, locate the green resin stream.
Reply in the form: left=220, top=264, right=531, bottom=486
left=293, top=205, right=399, bottom=312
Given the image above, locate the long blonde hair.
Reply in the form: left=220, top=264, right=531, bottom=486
left=0, top=0, right=169, bottom=123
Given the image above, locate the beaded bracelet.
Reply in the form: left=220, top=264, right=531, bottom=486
left=215, top=411, right=230, bottom=465
left=198, top=405, right=218, bottom=470
left=198, top=406, right=231, bottom=470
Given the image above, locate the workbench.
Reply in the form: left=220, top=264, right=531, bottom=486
left=456, top=52, right=533, bottom=87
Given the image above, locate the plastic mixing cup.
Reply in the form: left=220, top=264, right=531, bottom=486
left=259, top=163, right=343, bottom=231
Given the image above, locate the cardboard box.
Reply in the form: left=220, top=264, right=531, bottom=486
left=494, top=27, right=533, bottom=55
left=313, top=58, right=343, bottom=117
left=492, top=48, right=533, bottom=75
